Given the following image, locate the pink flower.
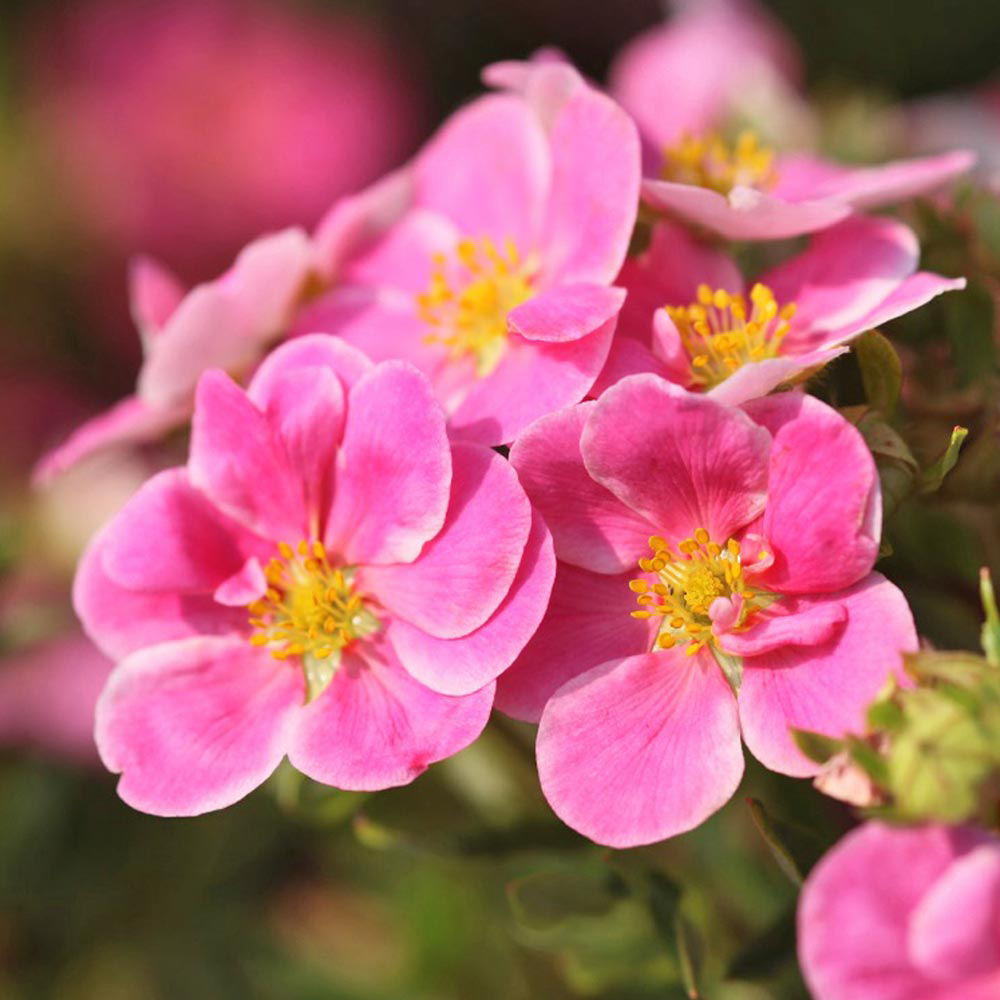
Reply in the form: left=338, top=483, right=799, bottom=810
left=73, top=335, right=554, bottom=815
left=27, top=0, right=423, bottom=273
left=598, top=214, right=965, bottom=404
left=294, top=59, right=641, bottom=445
left=35, top=229, right=317, bottom=483
left=799, top=822, right=1000, bottom=1000
left=497, top=376, right=916, bottom=846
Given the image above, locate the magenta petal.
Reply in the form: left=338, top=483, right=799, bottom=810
left=129, top=255, right=185, bottom=342
left=508, top=283, right=625, bottom=342
left=388, top=509, right=555, bottom=696
left=414, top=94, right=549, bottom=251
left=539, top=85, right=640, bottom=286
left=447, top=323, right=614, bottom=446
left=510, top=402, right=655, bottom=573
left=189, top=370, right=307, bottom=541
left=33, top=394, right=189, bottom=486
left=538, top=651, right=744, bottom=847
left=719, top=596, right=847, bottom=657
left=248, top=333, right=373, bottom=402
left=582, top=375, right=771, bottom=543
left=739, top=574, right=916, bottom=778
left=74, top=525, right=247, bottom=659
left=101, top=468, right=261, bottom=592
left=908, top=845, right=1000, bottom=982
left=213, top=558, right=267, bottom=607
left=641, top=178, right=851, bottom=241
left=326, top=362, right=451, bottom=565
left=495, top=561, right=654, bottom=723
left=362, top=443, right=531, bottom=638
left=590, top=335, right=670, bottom=398
left=287, top=638, right=494, bottom=791
left=745, top=392, right=880, bottom=593
left=96, top=637, right=303, bottom=816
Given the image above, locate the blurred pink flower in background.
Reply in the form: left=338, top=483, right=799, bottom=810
left=799, top=822, right=1000, bottom=1000
left=26, top=0, right=425, bottom=278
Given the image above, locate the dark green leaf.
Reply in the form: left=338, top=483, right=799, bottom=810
left=790, top=728, right=843, bottom=765
left=746, top=799, right=825, bottom=886
left=854, top=329, right=901, bottom=416
left=507, top=870, right=626, bottom=931
left=944, top=282, right=995, bottom=387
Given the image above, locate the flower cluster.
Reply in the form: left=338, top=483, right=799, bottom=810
left=47, top=3, right=1000, bottom=990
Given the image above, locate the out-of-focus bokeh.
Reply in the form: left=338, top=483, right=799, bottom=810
left=2, top=1, right=1000, bottom=997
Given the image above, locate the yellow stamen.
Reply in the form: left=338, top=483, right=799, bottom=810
left=661, top=129, right=777, bottom=195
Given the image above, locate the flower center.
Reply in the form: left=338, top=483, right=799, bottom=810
left=660, top=129, right=777, bottom=194
left=629, top=530, right=768, bottom=656
left=665, top=283, right=797, bottom=389
left=248, top=540, right=380, bottom=665
left=416, top=236, right=534, bottom=377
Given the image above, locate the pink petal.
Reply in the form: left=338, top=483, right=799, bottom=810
left=799, top=823, right=995, bottom=1000
left=32, top=394, right=189, bottom=486
left=537, top=651, right=744, bottom=847
left=482, top=55, right=583, bottom=131
left=744, top=392, right=880, bottom=593
left=590, top=335, right=670, bottom=398
left=719, top=595, right=847, bottom=657
left=74, top=524, right=247, bottom=660
left=248, top=333, right=373, bottom=402
left=361, top=443, right=532, bottom=639
left=706, top=347, right=849, bottom=406
left=96, top=637, right=303, bottom=816
left=414, top=94, right=549, bottom=251
left=510, top=401, right=655, bottom=573
left=287, top=637, right=493, bottom=791
left=539, top=84, right=641, bottom=286
left=508, top=283, right=625, bottom=342
left=213, top=558, right=267, bottom=607
left=129, top=255, right=185, bottom=343
left=495, top=561, right=654, bottom=723
left=739, top=574, right=916, bottom=778
left=325, top=362, right=451, bottom=565
left=909, top=844, right=1000, bottom=982
left=189, top=371, right=307, bottom=541
left=582, top=375, right=771, bottom=544
left=100, top=467, right=264, bottom=592
left=761, top=216, right=920, bottom=343
left=447, top=323, right=615, bottom=446
left=641, top=178, right=851, bottom=242
left=388, top=509, right=555, bottom=696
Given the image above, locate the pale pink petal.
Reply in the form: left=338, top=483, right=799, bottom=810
left=129, top=255, right=185, bottom=343
left=799, top=823, right=995, bottom=1000
left=739, top=574, right=916, bottom=777
left=32, top=394, right=189, bottom=486
left=761, top=216, right=919, bottom=343
left=744, top=392, right=880, bottom=593
left=482, top=55, right=582, bottom=131
left=213, top=558, right=267, bottom=607
left=590, top=335, right=670, bottom=397
left=641, top=178, right=851, bottom=241
left=719, top=595, right=847, bottom=657
left=510, top=401, right=655, bottom=574
left=361, top=443, right=531, bottom=639
left=909, top=844, right=1000, bottom=982
left=74, top=525, right=247, bottom=660
left=539, top=85, right=640, bottom=286
left=413, top=94, right=549, bottom=251
left=582, top=375, right=770, bottom=543
left=287, top=637, right=494, bottom=791
left=325, top=362, right=451, bottom=565
left=706, top=347, right=849, bottom=406
left=189, top=371, right=307, bottom=541
left=508, top=283, right=625, bottom=342
left=387, top=509, right=555, bottom=696
left=537, top=651, right=744, bottom=847
left=100, top=468, right=266, bottom=592
left=248, top=332, right=373, bottom=402
left=495, top=561, right=655, bottom=722
left=448, top=322, right=615, bottom=446
left=96, top=637, right=303, bottom=816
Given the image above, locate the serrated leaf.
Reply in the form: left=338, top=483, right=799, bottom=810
left=919, top=425, right=968, bottom=494
left=790, top=728, right=843, bottom=765
left=854, top=329, right=901, bottom=416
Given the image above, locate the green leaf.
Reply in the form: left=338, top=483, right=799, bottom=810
left=981, top=568, right=1000, bottom=667
left=507, top=869, right=626, bottom=931
left=919, top=425, right=968, bottom=494
left=746, top=799, right=824, bottom=886
left=854, top=329, right=901, bottom=416
left=644, top=872, right=700, bottom=999
left=790, top=728, right=843, bottom=765
left=944, top=281, right=996, bottom=386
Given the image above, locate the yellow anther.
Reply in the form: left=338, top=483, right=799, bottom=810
left=695, top=528, right=709, bottom=544
left=661, top=129, right=777, bottom=195
left=629, top=580, right=649, bottom=593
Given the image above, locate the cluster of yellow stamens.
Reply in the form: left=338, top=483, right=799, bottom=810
left=629, top=531, right=765, bottom=657
left=661, top=129, right=778, bottom=195
left=247, top=540, right=379, bottom=664
left=666, top=283, right=797, bottom=389
left=416, top=236, right=535, bottom=377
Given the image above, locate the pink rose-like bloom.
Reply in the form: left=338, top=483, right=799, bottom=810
left=498, top=376, right=916, bottom=847
left=28, top=0, right=423, bottom=272
left=295, top=59, right=641, bottom=445
left=36, top=229, right=316, bottom=483
left=73, top=335, right=554, bottom=816
left=598, top=214, right=965, bottom=404
left=799, top=822, right=1000, bottom=1000
left=610, top=5, right=971, bottom=241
